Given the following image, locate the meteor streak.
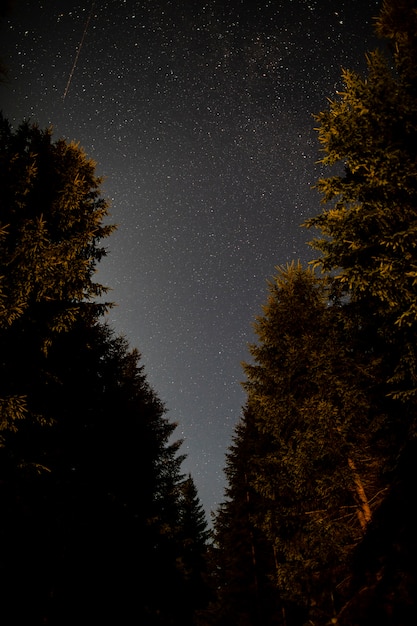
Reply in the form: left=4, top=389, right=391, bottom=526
left=62, top=1, right=95, bottom=101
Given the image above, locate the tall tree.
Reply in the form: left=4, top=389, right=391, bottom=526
left=202, top=405, right=282, bottom=626
left=241, top=262, right=385, bottom=623
left=303, top=1, right=417, bottom=620
left=0, top=116, right=209, bottom=625
left=176, top=475, right=211, bottom=625
left=304, top=0, right=417, bottom=404
left=0, top=316, right=208, bottom=625
left=0, top=115, right=114, bottom=442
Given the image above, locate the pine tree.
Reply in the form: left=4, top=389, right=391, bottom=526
left=304, top=0, right=417, bottom=404
left=241, top=262, right=386, bottom=623
left=0, top=319, right=202, bottom=625
left=302, top=1, right=417, bottom=620
left=203, top=406, right=282, bottom=626
left=176, top=475, right=211, bottom=624
left=0, top=115, right=114, bottom=442
left=0, top=117, right=209, bottom=625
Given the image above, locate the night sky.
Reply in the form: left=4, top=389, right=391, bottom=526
left=0, top=0, right=380, bottom=520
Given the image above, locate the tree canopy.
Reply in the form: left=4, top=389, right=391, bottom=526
left=0, top=117, right=209, bottom=625
left=0, top=114, right=115, bottom=441
left=208, top=2, right=417, bottom=624
left=304, top=0, right=417, bottom=403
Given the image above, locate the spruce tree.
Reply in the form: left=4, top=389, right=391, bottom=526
left=176, top=475, right=211, bottom=625
left=304, top=0, right=417, bottom=404
left=0, top=116, right=209, bottom=625
left=0, top=115, right=114, bottom=441
left=302, top=1, right=417, bottom=620
left=204, top=406, right=282, bottom=626
left=0, top=317, right=204, bottom=625
left=241, top=263, right=385, bottom=623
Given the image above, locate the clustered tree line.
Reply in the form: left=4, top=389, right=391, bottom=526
left=0, top=115, right=209, bottom=625
left=202, top=1, right=417, bottom=625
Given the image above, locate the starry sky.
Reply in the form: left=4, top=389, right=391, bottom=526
left=0, top=0, right=381, bottom=521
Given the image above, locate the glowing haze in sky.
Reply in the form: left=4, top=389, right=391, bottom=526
left=0, top=0, right=380, bottom=520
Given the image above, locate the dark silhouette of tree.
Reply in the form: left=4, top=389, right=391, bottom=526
left=200, top=406, right=286, bottom=626
left=1, top=319, right=202, bottom=624
left=176, top=475, right=212, bottom=624
left=0, top=117, right=210, bottom=625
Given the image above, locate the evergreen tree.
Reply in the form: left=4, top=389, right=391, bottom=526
left=0, top=317, right=208, bottom=625
left=0, top=114, right=114, bottom=441
left=202, top=406, right=282, bottom=626
left=0, top=117, right=209, bottom=625
left=304, top=0, right=417, bottom=404
left=241, top=262, right=386, bottom=623
left=176, top=475, right=211, bottom=624
left=302, top=1, right=417, bottom=620
left=209, top=3, right=417, bottom=623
